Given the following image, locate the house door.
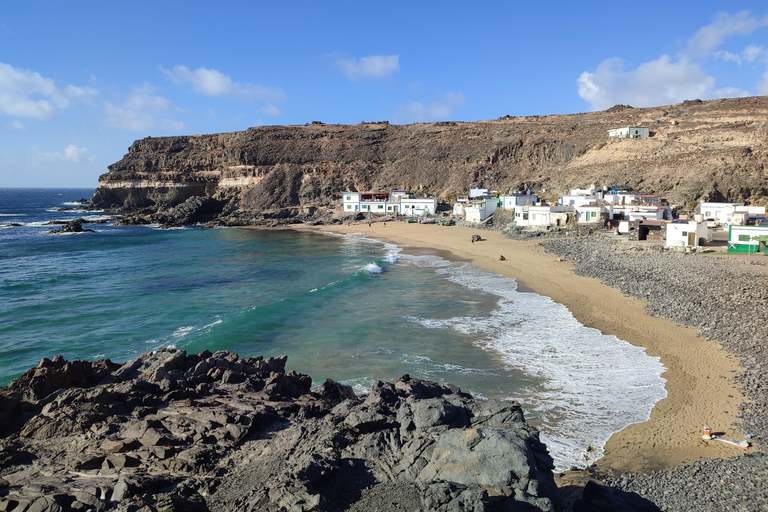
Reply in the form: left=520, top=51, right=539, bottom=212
left=688, top=232, right=696, bottom=246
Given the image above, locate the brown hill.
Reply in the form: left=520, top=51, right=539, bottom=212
left=92, top=96, right=768, bottom=219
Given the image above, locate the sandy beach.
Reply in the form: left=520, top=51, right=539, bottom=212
left=302, top=221, right=745, bottom=474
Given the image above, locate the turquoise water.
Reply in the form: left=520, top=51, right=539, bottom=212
left=0, top=188, right=667, bottom=470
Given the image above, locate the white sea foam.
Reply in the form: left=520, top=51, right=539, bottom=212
left=363, top=262, right=384, bottom=274
left=384, top=245, right=401, bottom=264
left=0, top=213, right=23, bottom=216
left=200, top=319, right=223, bottom=330
left=399, top=253, right=667, bottom=471
left=172, top=326, right=195, bottom=338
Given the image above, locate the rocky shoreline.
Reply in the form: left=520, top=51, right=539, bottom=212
left=538, top=234, right=768, bottom=511
left=1, top=349, right=569, bottom=512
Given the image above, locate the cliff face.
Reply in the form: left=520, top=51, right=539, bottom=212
left=92, top=96, right=768, bottom=222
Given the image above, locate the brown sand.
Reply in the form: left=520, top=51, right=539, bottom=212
left=301, top=221, right=745, bottom=474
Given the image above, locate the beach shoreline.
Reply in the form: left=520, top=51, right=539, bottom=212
left=293, top=220, right=745, bottom=475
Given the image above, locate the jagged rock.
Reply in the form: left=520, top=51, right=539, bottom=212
left=47, top=219, right=95, bottom=234
left=316, top=379, right=357, bottom=401
left=0, top=350, right=562, bottom=512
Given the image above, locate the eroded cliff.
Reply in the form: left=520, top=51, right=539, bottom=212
left=92, top=96, right=768, bottom=224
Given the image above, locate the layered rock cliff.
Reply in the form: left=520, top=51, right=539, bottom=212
left=92, top=96, right=768, bottom=224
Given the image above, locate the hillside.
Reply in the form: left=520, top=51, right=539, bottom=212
left=91, top=96, right=768, bottom=222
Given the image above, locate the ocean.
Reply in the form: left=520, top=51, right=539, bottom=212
left=0, top=188, right=667, bottom=470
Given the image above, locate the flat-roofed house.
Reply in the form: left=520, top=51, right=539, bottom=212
left=666, top=220, right=710, bottom=249
left=727, top=225, right=768, bottom=254
left=608, top=127, right=649, bottom=139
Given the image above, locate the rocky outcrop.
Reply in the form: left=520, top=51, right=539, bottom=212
left=46, top=219, right=96, bottom=234
left=92, top=96, right=768, bottom=226
left=0, top=350, right=561, bottom=512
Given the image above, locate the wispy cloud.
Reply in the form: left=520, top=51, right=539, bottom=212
left=393, top=92, right=465, bottom=123
left=34, top=144, right=93, bottom=164
left=0, top=62, right=97, bottom=119
left=335, top=55, right=400, bottom=81
left=577, top=11, right=768, bottom=110
left=160, top=65, right=285, bottom=103
left=685, top=11, right=768, bottom=58
left=103, top=82, right=184, bottom=132
left=9, top=120, right=25, bottom=131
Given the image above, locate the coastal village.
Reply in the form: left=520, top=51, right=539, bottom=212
left=337, top=125, right=768, bottom=256
left=341, top=186, right=767, bottom=254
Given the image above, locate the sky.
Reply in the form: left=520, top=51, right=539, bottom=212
left=1, top=1, right=767, bottom=188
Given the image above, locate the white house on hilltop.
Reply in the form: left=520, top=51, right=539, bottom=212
left=608, top=127, right=649, bottom=139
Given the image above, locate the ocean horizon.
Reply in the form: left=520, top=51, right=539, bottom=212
left=0, top=187, right=667, bottom=470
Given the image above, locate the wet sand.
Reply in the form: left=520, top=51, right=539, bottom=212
left=302, top=221, right=745, bottom=474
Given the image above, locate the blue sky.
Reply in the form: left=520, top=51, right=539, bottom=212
left=2, top=1, right=767, bottom=188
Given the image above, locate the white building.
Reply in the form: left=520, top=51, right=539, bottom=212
left=561, top=185, right=603, bottom=208
left=465, top=199, right=497, bottom=223
left=501, top=193, right=538, bottom=210
left=401, top=197, right=437, bottom=217
left=343, top=192, right=361, bottom=212
left=575, top=204, right=610, bottom=224
left=515, top=205, right=570, bottom=227
left=608, top=127, right=650, bottom=139
left=666, top=220, right=710, bottom=248
left=342, top=191, right=392, bottom=214
left=731, top=206, right=767, bottom=226
left=469, top=187, right=489, bottom=199
left=698, top=202, right=739, bottom=225
left=728, top=225, right=768, bottom=254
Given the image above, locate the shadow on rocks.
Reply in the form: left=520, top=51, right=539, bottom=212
left=573, top=481, right=660, bottom=512
left=318, top=458, right=378, bottom=511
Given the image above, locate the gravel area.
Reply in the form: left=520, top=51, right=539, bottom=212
left=538, top=234, right=768, bottom=512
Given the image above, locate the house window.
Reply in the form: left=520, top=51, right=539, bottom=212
left=346, top=205, right=352, bottom=210
left=739, top=234, right=751, bottom=242
left=378, top=205, right=384, bottom=210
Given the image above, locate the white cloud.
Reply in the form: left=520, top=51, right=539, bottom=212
left=577, top=56, right=715, bottom=111
left=261, top=103, right=281, bottom=116
left=759, top=68, right=768, bottom=95
left=0, top=62, right=97, bottom=119
left=160, top=119, right=187, bottom=132
left=685, top=11, right=768, bottom=58
left=744, top=45, right=768, bottom=63
left=713, top=86, right=751, bottom=98
left=393, top=92, right=465, bottom=123
left=335, top=55, right=400, bottom=81
left=103, top=83, right=181, bottom=132
left=9, top=120, right=24, bottom=131
left=160, top=65, right=285, bottom=103
left=578, top=11, right=768, bottom=110
left=714, top=50, right=742, bottom=65
left=35, top=144, right=93, bottom=163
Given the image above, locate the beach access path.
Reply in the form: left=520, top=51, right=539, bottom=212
left=303, top=221, right=744, bottom=475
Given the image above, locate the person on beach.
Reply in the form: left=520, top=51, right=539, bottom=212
left=499, top=255, right=506, bottom=261
left=471, top=236, right=474, bottom=244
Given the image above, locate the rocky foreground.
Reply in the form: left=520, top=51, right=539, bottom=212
left=539, top=234, right=768, bottom=511
left=1, top=348, right=572, bottom=512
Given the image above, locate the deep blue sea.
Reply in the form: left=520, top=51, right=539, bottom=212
left=0, top=188, right=666, bottom=470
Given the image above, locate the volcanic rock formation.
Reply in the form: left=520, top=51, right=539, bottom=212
left=0, top=349, right=561, bottom=512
